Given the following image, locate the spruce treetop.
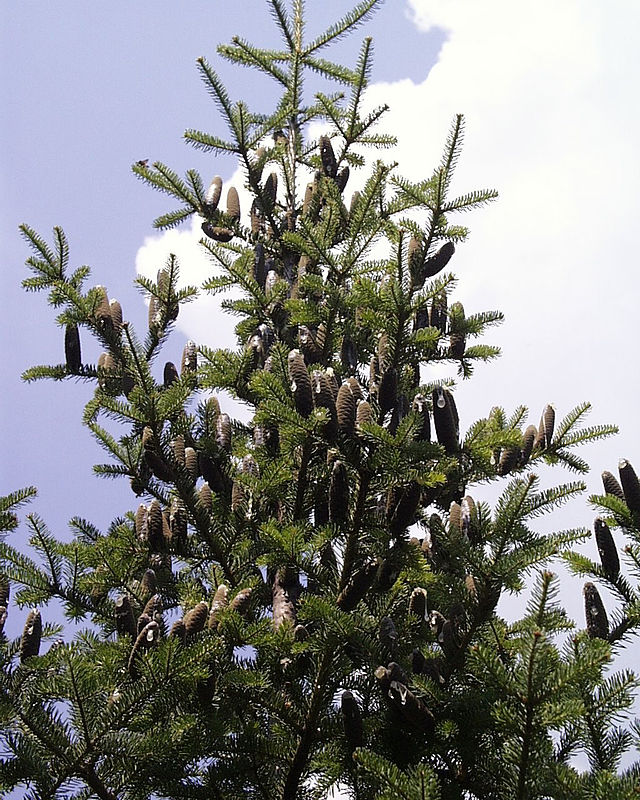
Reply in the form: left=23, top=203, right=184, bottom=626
left=2, top=2, right=639, bottom=799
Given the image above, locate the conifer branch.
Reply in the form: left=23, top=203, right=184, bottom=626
left=304, top=0, right=382, bottom=55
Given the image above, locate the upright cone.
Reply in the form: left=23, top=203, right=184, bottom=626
left=583, top=582, right=608, bottom=640
left=64, top=325, right=81, bottom=371
left=341, top=690, right=363, bottom=749
left=20, top=609, right=42, bottom=662
left=618, top=459, right=640, bottom=515
left=288, top=350, right=313, bottom=417
left=594, top=518, right=619, bottom=581
left=432, top=387, right=459, bottom=453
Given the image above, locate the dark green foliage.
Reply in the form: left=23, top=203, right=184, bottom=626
left=4, top=2, right=637, bottom=799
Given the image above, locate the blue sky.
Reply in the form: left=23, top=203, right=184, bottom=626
left=2, top=0, right=640, bottom=789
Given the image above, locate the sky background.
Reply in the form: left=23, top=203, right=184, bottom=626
left=2, top=0, right=640, bottom=791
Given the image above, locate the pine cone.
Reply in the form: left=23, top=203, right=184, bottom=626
left=346, top=377, right=363, bottom=401
left=226, top=186, right=240, bottom=221
left=429, top=609, right=446, bottom=638
left=337, top=381, right=357, bottom=436
left=208, top=584, right=229, bottom=631
left=148, top=296, right=160, bottom=331
left=303, top=183, right=314, bottom=215
left=139, top=568, right=157, bottom=600
left=147, top=500, right=164, bottom=551
left=94, top=286, right=113, bottom=332
left=413, top=307, right=429, bottom=331
left=387, top=482, right=421, bottom=538
left=498, top=446, right=520, bottom=476
left=216, top=413, right=232, bottom=452
left=356, top=399, right=372, bottom=432
left=448, top=501, right=462, bottom=536
left=583, top=582, right=608, bottom=639
left=430, top=292, right=448, bottom=333
left=519, top=424, right=537, bottom=467
left=288, top=350, right=313, bottom=417
left=184, top=447, right=199, bottom=480
left=169, top=498, right=188, bottom=550
left=169, top=618, right=187, bottom=643
left=535, top=405, right=555, bottom=450
left=198, top=482, right=213, bottom=513
left=109, top=299, right=123, bottom=331
left=408, top=236, right=423, bottom=286
left=329, top=460, right=350, bottom=524
left=602, top=470, right=625, bottom=501
left=114, top=594, right=137, bottom=638
left=335, top=165, right=349, bottom=192
left=439, top=618, right=462, bottom=658
left=594, top=517, right=619, bottom=581
left=142, top=593, right=163, bottom=623
left=64, top=324, right=82, bottom=372
left=184, top=601, right=209, bottom=636
left=272, top=568, right=300, bottom=629
left=161, top=511, right=172, bottom=549
left=264, top=172, right=278, bottom=207
left=461, top=495, right=480, bottom=544
left=128, top=620, right=159, bottom=677
left=231, top=479, right=245, bottom=512
left=409, top=587, right=428, bottom=620
left=378, top=367, right=398, bottom=415
left=142, top=427, right=173, bottom=483
left=337, top=561, right=377, bottom=612
left=20, top=609, right=42, bottom=662
left=618, top=459, right=640, bottom=515
left=135, top=504, right=148, bottom=542
left=250, top=199, right=264, bottom=235
left=375, top=558, right=398, bottom=593
left=412, top=650, right=445, bottom=684
left=202, top=222, right=234, bottom=242
left=340, top=336, right=358, bottom=374
left=299, top=324, right=325, bottom=364
left=374, top=664, right=434, bottom=731
left=319, top=135, right=337, bottom=178
left=229, top=588, right=253, bottom=617
left=424, top=241, right=455, bottom=278
left=181, top=340, right=198, bottom=377
left=253, top=423, right=279, bottom=456
left=171, top=435, right=185, bottom=466
left=432, top=387, right=459, bottom=453
left=137, top=612, right=152, bottom=635
left=97, top=352, right=120, bottom=394
left=341, top=690, right=363, bottom=749
left=163, top=361, right=179, bottom=388
left=203, top=175, right=222, bottom=214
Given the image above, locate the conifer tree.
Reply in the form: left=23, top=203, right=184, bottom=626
left=2, top=2, right=640, bottom=798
